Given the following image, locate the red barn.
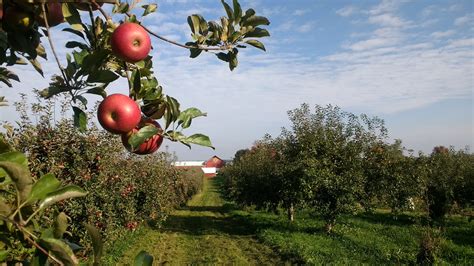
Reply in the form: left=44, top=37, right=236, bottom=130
left=201, top=156, right=225, bottom=178
left=205, top=155, right=225, bottom=168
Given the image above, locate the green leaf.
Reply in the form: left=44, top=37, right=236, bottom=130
left=26, top=173, right=61, bottom=205
left=29, top=58, right=43, bottom=77
left=142, top=4, right=158, bottom=16
left=221, top=0, right=234, bottom=21
left=63, top=28, right=85, bottom=40
left=87, top=70, right=119, bottom=84
left=0, top=151, right=27, bottom=166
left=0, top=250, right=9, bottom=262
left=245, top=39, right=266, bottom=51
left=39, top=85, right=70, bottom=99
left=39, top=185, right=87, bottom=210
left=53, top=212, right=69, bottom=238
left=187, top=15, right=201, bottom=34
left=233, top=0, right=242, bottom=25
left=229, top=51, right=238, bottom=71
left=0, top=200, right=11, bottom=216
left=229, top=31, right=243, bottom=43
left=216, top=52, right=230, bottom=62
left=39, top=238, right=79, bottom=265
left=133, top=70, right=141, bottom=96
left=183, top=134, right=215, bottom=149
left=63, top=3, right=83, bottom=31
left=166, top=96, right=180, bottom=122
left=0, top=136, right=12, bottom=154
left=113, top=2, right=130, bottom=13
left=85, top=224, right=103, bottom=266
left=73, top=107, right=87, bottom=132
left=134, top=250, right=154, bottom=266
left=241, top=8, right=256, bottom=24
left=242, top=16, right=270, bottom=27
left=75, top=95, right=88, bottom=107
left=86, top=86, right=106, bottom=98
left=189, top=48, right=202, bottom=58
left=244, top=27, right=270, bottom=38
left=0, top=161, right=32, bottom=202
left=128, top=125, right=160, bottom=149
left=177, top=108, right=207, bottom=129
left=65, top=41, right=89, bottom=50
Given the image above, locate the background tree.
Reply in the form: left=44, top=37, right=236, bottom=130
left=424, top=146, right=471, bottom=223
left=286, top=104, right=386, bottom=233
left=363, top=140, right=425, bottom=213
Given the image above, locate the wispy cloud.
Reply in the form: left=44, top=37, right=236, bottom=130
left=293, top=9, right=309, bottom=16
left=336, top=6, right=357, bottom=17
left=454, top=15, right=473, bottom=26
left=431, top=30, right=456, bottom=39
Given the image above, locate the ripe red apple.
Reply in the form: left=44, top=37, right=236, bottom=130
left=121, top=118, right=164, bottom=155
left=3, top=7, right=33, bottom=32
left=97, top=94, right=141, bottom=134
left=75, top=1, right=104, bottom=11
left=37, top=3, right=64, bottom=27
left=111, top=22, right=151, bottom=63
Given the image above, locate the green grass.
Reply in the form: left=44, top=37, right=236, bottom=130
left=117, top=177, right=286, bottom=265
left=113, top=176, right=474, bottom=264
left=229, top=208, right=474, bottom=264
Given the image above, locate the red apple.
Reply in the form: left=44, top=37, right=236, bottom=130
left=97, top=94, right=141, bottom=134
left=37, top=3, right=64, bottom=27
left=3, top=7, right=33, bottom=32
left=121, top=118, right=164, bottom=155
left=111, top=22, right=151, bottom=63
left=75, top=1, right=104, bottom=11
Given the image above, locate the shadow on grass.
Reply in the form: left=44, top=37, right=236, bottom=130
left=355, top=211, right=418, bottom=226
left=159, top=213, right=259, bottom=236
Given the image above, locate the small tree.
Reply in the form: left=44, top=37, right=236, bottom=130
left=363, top=140, right=425, bottom=213
left=286, top=104, right=386, bottom=233
left=425, top=146, right=471, bottom=223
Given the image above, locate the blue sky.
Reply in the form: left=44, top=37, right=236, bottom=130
left=1, top=0, right=473, bottom=160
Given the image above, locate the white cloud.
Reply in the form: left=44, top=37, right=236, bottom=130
left=336, top=6, right=357, bottom=17
left=297, top=22, right=315, bottom=33
left=454, top=15, right=473, bottom=26
left=430, top=30, right=456, bottom=39
left=369, top=13, right=408, bottom=27
left=293, top=9, right=309, bottom=16
left=369, top=0, right=406, bottom=15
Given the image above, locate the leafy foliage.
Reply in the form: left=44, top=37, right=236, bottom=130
left=0, top=91, right=203, bottom=263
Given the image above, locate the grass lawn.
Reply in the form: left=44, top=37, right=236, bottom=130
left=116, top=177, right=286, bottom=265
left=229, top=208, right=474, bottom=264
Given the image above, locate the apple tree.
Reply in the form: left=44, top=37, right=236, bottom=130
left=0, top=0, right=270, bottom=263
left=285, top=104, right=386, bottom=233
left=0, top=0, right=271, bottom=153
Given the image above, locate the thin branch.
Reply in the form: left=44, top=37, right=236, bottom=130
left=95, top=1, right=233, bottom=51
left=25, top=236, right=64, bottom=266
left=0, top=215, right=63, bottom=265
left=41, top=4, right=76, bottom=100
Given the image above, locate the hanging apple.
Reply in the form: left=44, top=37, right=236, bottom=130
left=111, top=22, right=151, bottom=63
left=97, top=94, right=142, bottom=134
left=121, top=118, right=164, bottom=155
left=37, top=3, right=64, bottom=27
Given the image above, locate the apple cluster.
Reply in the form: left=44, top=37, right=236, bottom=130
left=97, top=22, right=159, bottom=155
left=97, top=94, right=163, bottom=155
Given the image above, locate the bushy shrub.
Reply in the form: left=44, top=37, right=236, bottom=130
left=2, top=97, right=202, bottom=253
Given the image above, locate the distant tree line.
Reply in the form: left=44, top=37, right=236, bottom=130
left=221, top=104, right=473, bottom=233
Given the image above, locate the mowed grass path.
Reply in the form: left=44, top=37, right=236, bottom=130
left=120, top=178, right=285, bottom=265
